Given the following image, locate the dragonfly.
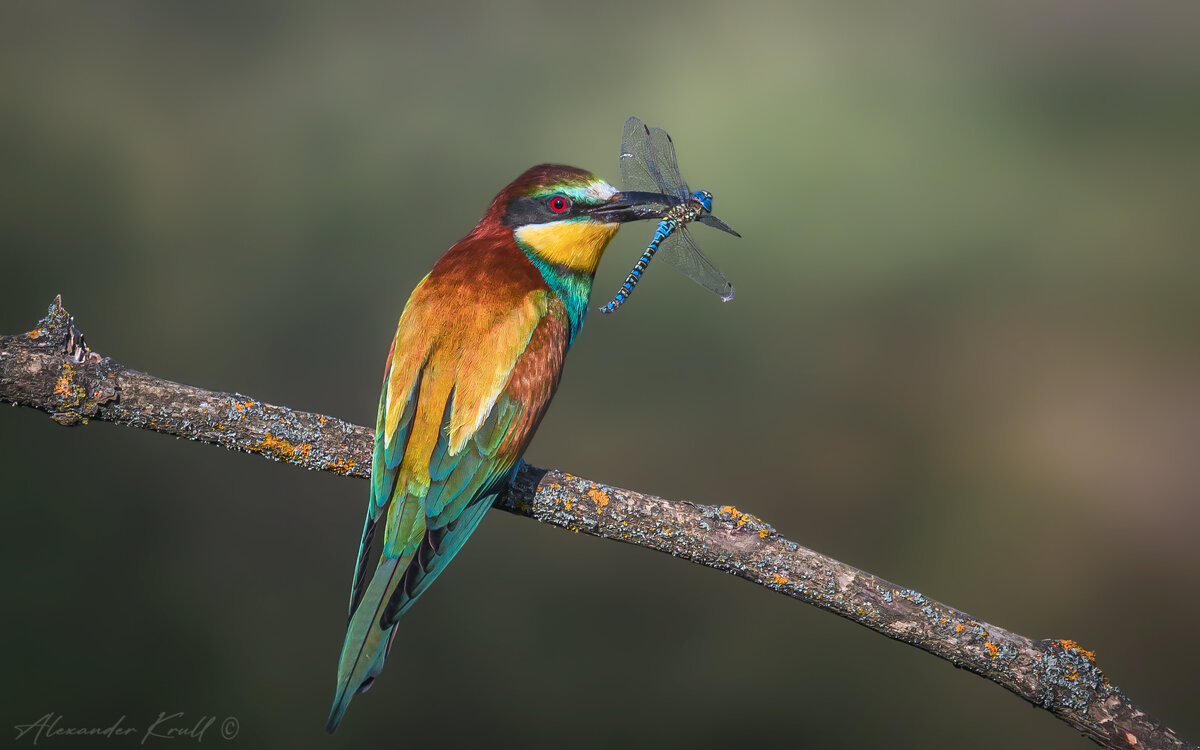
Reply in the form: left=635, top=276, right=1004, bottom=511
left=600, top=116, right=740, bottom=314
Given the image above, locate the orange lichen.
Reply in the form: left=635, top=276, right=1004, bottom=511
left=27, top=329, right=40, bottom=339
left=955, top=624, right=965, bottom=633
left=254, top=433, right=312, bottom=462
left=1065, top=666, right=1079, bottom=681
left=772, top=575, right=788, bottom=586
left=985, top=642, right=999, bottom=659
left=758, top=528, right=770, bottom=538
left=324, top=457, right=358, bottom=475
left=54, top=363, right=87, bottom=407
left=1054, top=639, right=1097, bottom=662
left=587, top=489, right=610, bottom=513
left=54, top=374, right=74, bottom=398
left=234, top=400, right=256, bottom=412
left=719, top=505, right=749, bottom=526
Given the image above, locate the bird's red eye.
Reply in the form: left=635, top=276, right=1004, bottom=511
left=547, top=195, right=571, bottom=213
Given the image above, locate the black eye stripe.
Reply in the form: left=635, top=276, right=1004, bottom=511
left=503, top=193, right=593, bottom=227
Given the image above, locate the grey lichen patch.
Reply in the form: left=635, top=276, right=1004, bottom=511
left=996, top=641, right=1020, bottom=664
left=1033, top=639, right=1115, bottom=712
left=702, top=503, right=775, bottom=539
left=31, top=296, right=72, bottom=345
left=522, top=473, right=633, bottom=541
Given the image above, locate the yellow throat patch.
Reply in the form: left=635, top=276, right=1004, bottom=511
left=515, top=220, right=620, bottom=274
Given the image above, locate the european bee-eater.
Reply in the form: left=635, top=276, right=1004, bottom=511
left=326, top=164, right=656, bottom=732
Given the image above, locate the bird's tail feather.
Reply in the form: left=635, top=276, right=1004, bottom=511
left=325, top=494, right=499, bottom=732
left=325, top=555, right=408, bottom=733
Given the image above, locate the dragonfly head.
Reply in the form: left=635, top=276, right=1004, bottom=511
left=689, top=190, right=714, bottom=214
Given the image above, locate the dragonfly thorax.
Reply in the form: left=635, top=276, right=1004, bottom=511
left=668, top=201, right=705, bottom=224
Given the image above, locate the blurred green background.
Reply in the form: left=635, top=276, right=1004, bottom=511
left=3, top=2, right=1199, bottom=748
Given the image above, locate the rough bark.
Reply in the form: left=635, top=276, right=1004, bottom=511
left=1, top=297, right=1193, bottom=750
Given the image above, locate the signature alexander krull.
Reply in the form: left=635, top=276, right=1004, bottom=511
left=13, top=712, right=240, bottom=744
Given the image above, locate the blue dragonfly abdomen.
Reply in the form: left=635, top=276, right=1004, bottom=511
left=600, top=216, right=678, bottom=314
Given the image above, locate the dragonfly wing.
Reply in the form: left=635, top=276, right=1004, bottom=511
left=643, top=124, right=687, bottom=197
left=698, top=213, right=742, bottom=238
left=656, top=225, right=735, bottom=301
left=620, top=116, right=681, bottom=199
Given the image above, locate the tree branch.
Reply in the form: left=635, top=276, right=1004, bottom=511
left=2, top=296, right=1192, bottom=750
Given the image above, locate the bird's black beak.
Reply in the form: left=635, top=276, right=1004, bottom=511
left=589, top=191, right=672, bottom=223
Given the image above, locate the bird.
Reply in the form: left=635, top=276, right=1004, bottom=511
left=325, top=163, right=655, bottom=732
